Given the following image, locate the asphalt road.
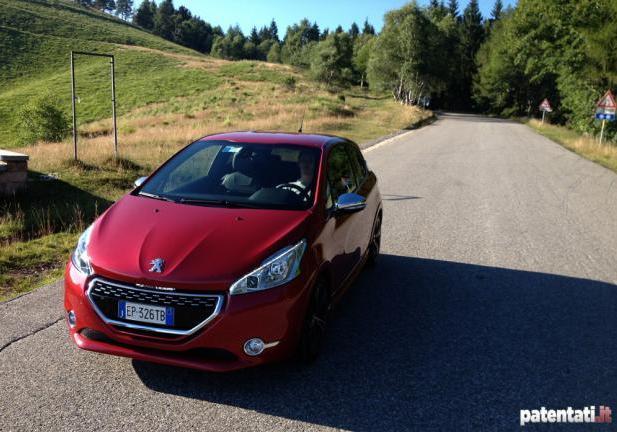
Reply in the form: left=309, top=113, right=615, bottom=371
left=2, top=113, right=617, bottom=431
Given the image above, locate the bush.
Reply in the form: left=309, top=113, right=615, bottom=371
left=15, top=94, right=70, bottom=145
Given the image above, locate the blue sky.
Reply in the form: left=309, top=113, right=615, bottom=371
left=177, top=0, right=516, bottom=34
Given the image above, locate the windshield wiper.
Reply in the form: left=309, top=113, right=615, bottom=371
left=178, top=198, right=261, bottom=208
left=138, top=191, right=177, bottom=202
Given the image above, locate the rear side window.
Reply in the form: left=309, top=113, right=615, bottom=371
left=346, top=142, right=368, bottom=184
left=327, top=144, right=358, bottom=202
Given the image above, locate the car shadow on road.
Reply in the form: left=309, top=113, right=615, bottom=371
left=134, top=254, right=617, bottom=430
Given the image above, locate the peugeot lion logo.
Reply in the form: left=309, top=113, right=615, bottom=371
left=149, top=258, right=165, bottom=273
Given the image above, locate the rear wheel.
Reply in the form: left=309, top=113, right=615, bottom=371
left=366, top=213, right=382, bottom=266
left=297, top=279, right=330, bottom=363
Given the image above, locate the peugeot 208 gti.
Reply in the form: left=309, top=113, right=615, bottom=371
left=65, top=132, right=382, bottom=372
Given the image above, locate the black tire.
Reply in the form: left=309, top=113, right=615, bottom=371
left=297, top=279, right=330, bottom=364
left=366, top=213, right=382, bottom=267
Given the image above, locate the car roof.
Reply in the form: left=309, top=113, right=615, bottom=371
left=197, top=131, right=343, bottom=148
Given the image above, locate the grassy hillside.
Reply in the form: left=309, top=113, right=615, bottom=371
left=0, top=0, right=431, bottom=300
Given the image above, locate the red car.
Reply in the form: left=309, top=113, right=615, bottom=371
left=64, top=132, right=382, bottom=372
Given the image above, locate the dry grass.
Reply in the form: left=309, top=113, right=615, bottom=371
left=528, top=119, right=617, bottom=173
left=21, top=88, right=429, bottom=174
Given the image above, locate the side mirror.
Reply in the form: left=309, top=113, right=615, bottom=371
left=334, top=192, right=366, bottom=213
left=134, top=176, right=147, bottom=188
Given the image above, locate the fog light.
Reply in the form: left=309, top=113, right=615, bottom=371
left=67, top=310, right=76, bottom=328
left=244, top=338, right=265, bottom=356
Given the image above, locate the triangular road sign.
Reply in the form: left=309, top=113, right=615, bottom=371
left=597, top=90, right=616, bottom=109
left=539, top=98, right=552, bottom=112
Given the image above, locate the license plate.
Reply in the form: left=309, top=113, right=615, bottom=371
left=118, top=300, right=174, bottom=326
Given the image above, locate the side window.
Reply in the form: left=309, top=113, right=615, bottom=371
left=327, top=144, right=358, bottom=203
left=346, top=142, right=368, bottom=184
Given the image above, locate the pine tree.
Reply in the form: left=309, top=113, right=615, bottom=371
left=133, top=0, right=155, bottom=30
left=115, top=0, right=133, bottom=20
left=153, top=0, right=175, bottom=40
left=362, top=18, right=375, bottom=35
left=268, top=19, right=279, bottom=42
left=349, top=22, right=359, bottom=39
left=460, top=0, right=485, bottom=107
left=249, top=26, right=260, bottom=45
left=94, top=0, right=115, bottom=12
left=447, top=0, right=459, bottom=17
left=491, top=0, right=503, bottom=21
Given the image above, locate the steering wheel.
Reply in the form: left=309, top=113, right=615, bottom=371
left=276, top=183, right=310, bottom=202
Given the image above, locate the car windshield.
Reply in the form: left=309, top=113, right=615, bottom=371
left=138, top=140, right=321, bottom=210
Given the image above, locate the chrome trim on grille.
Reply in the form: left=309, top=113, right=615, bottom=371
left=86, top=277, right=224, bottom=336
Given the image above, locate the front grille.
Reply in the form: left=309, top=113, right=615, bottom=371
left=87, top=278, right=223, bottom=335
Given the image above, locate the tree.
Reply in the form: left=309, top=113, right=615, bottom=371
left=447, top=0, right=459, bottom=17
left=268, top=19, right=279, bottom=42
left=368, top=3, right=447, bottom=105
left=153, top=0, right=175, bottom=40
left=281, top=19, right=321, bottom=66
left=459, top=0, right=485, bottom=107
left=267, top=43, right=282, bottom=63
left=491, top=0, right=503, bottom=21
left=175, top=17, right=214, bottom=53
left=115, top=0, right=133, bottom=20
left=94, top=0, right=115, bottom=12
left=362, top=18, right=375, bottom=35
left=311, top=32, right=354, bottom=87
left=211, top=26, right=247, bottom=60
left=249, top=26, right=260, bottom=45
left=133, top=0, right=155, bottom=30
left=353, top=34, right=375, bottom=87
left=349, top=22, right=359, bottom=39
left=475, top=0, right=617, bottom=140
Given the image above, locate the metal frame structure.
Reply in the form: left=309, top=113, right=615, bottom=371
left=70, top=51, right=118, bottom=161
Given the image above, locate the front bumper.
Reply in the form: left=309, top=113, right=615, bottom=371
left=64, top=263, right=314, bottom=372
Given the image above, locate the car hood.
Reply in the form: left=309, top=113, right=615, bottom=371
left=88, top=194, right=311, bottom=289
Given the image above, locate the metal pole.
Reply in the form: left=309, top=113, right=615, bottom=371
left=599, top=119, right=606, bottom=145
left=541, top=110, right=545, bottom=124
left=70, top=51, right=78, bottom=161
left=110, top=56, right=118, bottom=158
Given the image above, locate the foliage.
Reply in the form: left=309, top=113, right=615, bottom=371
left=15, top=94, right=70, bottom=145
left=475, top=0, right=617, bottom=140
left=310, top=32, right=354, bottom=87
left=367, top=2, right=449, bottom=105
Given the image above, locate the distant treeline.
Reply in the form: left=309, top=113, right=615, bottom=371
left=72, top=0, right=496, bottom=111
left=73, top=0, right=617, bottom=140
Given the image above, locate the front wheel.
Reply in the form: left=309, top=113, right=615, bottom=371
left=297, top=279, right=330, bottom=364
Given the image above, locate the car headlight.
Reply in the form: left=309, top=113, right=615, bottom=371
left=230, top=239, right=307, bottom=295
left=71, top=225, right=93, bottom=275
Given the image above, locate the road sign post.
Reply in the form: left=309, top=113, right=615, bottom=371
left=595, top=90, right=616, bottom=145
left=539, top=99, right=552, bottom=124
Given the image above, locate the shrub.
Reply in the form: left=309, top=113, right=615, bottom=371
left=15, top=94, right=70, bottom=145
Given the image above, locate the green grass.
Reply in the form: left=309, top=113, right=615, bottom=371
left=0, top=0, right=219, bottom=147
